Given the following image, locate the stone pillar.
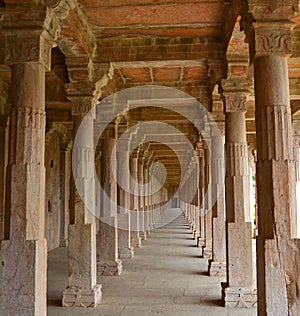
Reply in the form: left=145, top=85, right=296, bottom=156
left=62, top=99, right=102, bottom=307
left=0, top=28, right=52, bottom=315
left=130, top=155, right=141, bottom=248
left=117, top=138, right=134, bottom=260
left=59, top=142, right=71, bottom=247
left=0, top=114, right=8, bottom=241
left=208, top=124, right=226, bottom=276
left=221, top=76, right=257, bottom=307
left=143, top=160, right=151, bottom=233
left=138, top=156, right=146, bottom=240
left=242, top=5, right=300, bottom=314
left=293, top=133, right=300, bottom=237
left=98, top=126, right=123, bottom=276
left=197, top=143, right=206, bottom=249
left=203, top=138, right=213, bottom=258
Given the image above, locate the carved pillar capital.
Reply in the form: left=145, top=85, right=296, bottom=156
left=222, top=78, right=252, bottom=113
left=241, top=3, right=298, bottom=61
left=4, top=31, right=52, bottom=69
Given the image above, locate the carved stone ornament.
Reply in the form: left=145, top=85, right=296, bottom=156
left=71, top=96, right=94, bottom=117
left=253, top=23, right=294, bottom=57
left=224, top=94, right=247, bottom=112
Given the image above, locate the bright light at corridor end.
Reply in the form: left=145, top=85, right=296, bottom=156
left=72, top=85, right=224, bottom=230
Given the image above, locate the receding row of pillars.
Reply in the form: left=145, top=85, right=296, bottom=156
left=0, top=52, right=168, bottom=313
left=1, top=8, right=300, bottom=315
left=181, top=21, right=300, bottom=315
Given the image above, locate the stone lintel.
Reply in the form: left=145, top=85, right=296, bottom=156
left=62, top=284, right=102, bottom=308
left=208, top=260, right=226, bottom=277
left=93, top=37, right=223, bottom=63
left=119, top=246, right=134, bottom=260
left=221, top=283, right=257, bottom=308
left=97, top=259, right=123, bottom=276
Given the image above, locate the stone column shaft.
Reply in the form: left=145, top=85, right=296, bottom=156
left=221, top=76, right=256, bottom=307
left=63, top=110, right=102, bottom=307
left=0, top=61, right=48, bottom=315
left=197, top=148, right=206, bottom=248
left=59, top=144, right=71, bottom=247
left=138, top=157, right=146, bottom=240
left=0, top=115, right=8, bottom=241
left=98, top=132, right=122, bottom=276
left=246, top=12, right=300, bottom=315
left=203, top=141, right=213, bottom=258
left=117, top=146, right=134, bottom=260
left=130, top=156, right=141, bottom=248
left=209, top=129, right=226, bottom=276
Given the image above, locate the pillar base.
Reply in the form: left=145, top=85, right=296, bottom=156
left=131, top=237, right=142, bottom=248
left=62, top=284, right=102, bottom=308
left=97, top=259, right=123, bottom=276
left=59, top=238, right=68, bottom=247
left=140, top=231, right=147, bottom=240
left=221, top=283, right=257, bottom=308
left=203, top=247, right=212, bottom=259
left=118, top=246, right=134, bottom=260
left=197, top=237, right=206, bottom=248
left=208, top=260, right=226, bottom=276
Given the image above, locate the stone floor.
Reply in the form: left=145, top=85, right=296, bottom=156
left=47, top=209, right=257, bottom=316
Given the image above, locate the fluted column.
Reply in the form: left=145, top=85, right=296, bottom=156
left=221, top=75, right=256, bottom=307
left=0, top=24, right=52, bottom=315
left=242, top=4, right=300, bottom=314
left=98, top=125, right=123, bottom=276
left=208, top=124, right=226, bottom=276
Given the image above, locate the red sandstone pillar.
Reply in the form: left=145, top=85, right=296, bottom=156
left=243, top=5, right=300, bottom=313
left=0, top=28, right=51, bottom=315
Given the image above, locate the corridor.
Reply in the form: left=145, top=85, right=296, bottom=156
left=47, top=209, right=257, bottom=316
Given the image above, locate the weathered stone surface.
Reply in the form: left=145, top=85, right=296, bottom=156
left=62, top=284, right=102, bottom=308
left=221, top=283, right=257, bottom=308
left=0, top=238, right=47, bottom=316
left=208, top=261, right=226, bottom=277
left=97, top=259, right=123, bottom=276
left=119, top=246, right=134, bottom=260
